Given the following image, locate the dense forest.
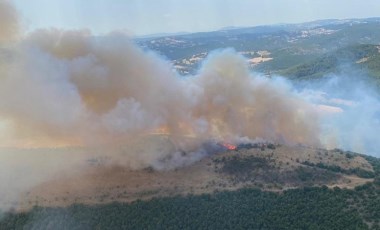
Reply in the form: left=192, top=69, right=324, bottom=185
left=1, top=154, right=380, bottom=230
left=1, top=185, right=380, bottom=230
left=280, top=44, right=380, bottom=88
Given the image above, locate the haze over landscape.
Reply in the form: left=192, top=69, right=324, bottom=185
left=11, top=0, right=380, bottom=36
left=1, top=0, right=380, bottom=229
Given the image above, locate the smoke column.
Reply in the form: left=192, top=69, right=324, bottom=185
left=0, top=2, right=320, bottom=169
left=0, top=30, right=320, bottom=163
left=2, top=0, right=380, bottom=211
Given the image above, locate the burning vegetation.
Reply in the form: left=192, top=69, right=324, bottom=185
left=220, top=143, right=237, bottom=151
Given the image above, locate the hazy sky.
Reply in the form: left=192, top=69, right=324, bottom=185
left=12, top=0, right=380, bottom=36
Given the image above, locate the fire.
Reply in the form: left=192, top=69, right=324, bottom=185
left=221, top=142, right=237, bottom=150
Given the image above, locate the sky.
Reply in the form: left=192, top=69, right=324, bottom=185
left=11, top=0, right=380, bottom=36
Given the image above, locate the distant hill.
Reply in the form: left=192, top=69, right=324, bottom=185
left=136, top=17, right=380, bottom=77
left=279, top=44, right=380, bottom=87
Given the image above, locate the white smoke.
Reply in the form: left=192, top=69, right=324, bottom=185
left=300, top=74, right=380, bottom=156
left=0, top=28, right=321, bottom=158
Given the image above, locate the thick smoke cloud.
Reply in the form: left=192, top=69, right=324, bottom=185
left=0, top=29, right=320, bottom=165
left=0, top=19, right=319, bottom=210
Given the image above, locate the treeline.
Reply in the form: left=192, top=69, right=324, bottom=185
left=301, top=161, right=375, bottom=179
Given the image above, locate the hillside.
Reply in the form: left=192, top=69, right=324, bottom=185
left=136, top=18, right=380, bottom=75
left=1, top=143, right=380, bottom=229
left=279, top=44, right=380, bottom=87
left=5, top=144, right=372, bottom=210
left=2, top=185, right=380, bottom=229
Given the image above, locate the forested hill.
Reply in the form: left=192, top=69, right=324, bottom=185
left=137, top=18, right=380, bottom=76
left=1, top=152, right=380, bottom=229
left=1, top=181, right=380, bottom=229
left=279, top=44, right=380, bottom=87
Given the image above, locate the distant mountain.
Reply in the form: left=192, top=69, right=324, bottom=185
left=137, top=31, right=190, bottom=39
left=218, top=17, right=380, bottom=33
left=137, top=17, right=380, bottom=41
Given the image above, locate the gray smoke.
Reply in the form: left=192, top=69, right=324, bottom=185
left=0, top=0, right=19, bottom=43
left=0, top=30, right=321, bottom=165
left=300, top=73, right=380, bottom=156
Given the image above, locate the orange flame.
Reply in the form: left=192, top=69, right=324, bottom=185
left=221, top=142, right=237, bottom=150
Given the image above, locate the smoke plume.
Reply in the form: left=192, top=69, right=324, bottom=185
left=2, top=1, right=380, bottom=212
left=0, top=0, right=19, bottom=43
left=0, top=24, right=320, bottom=169
left=300, top=73, right=380, bottom=156
left=0, top=1, right=328, bottom=210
